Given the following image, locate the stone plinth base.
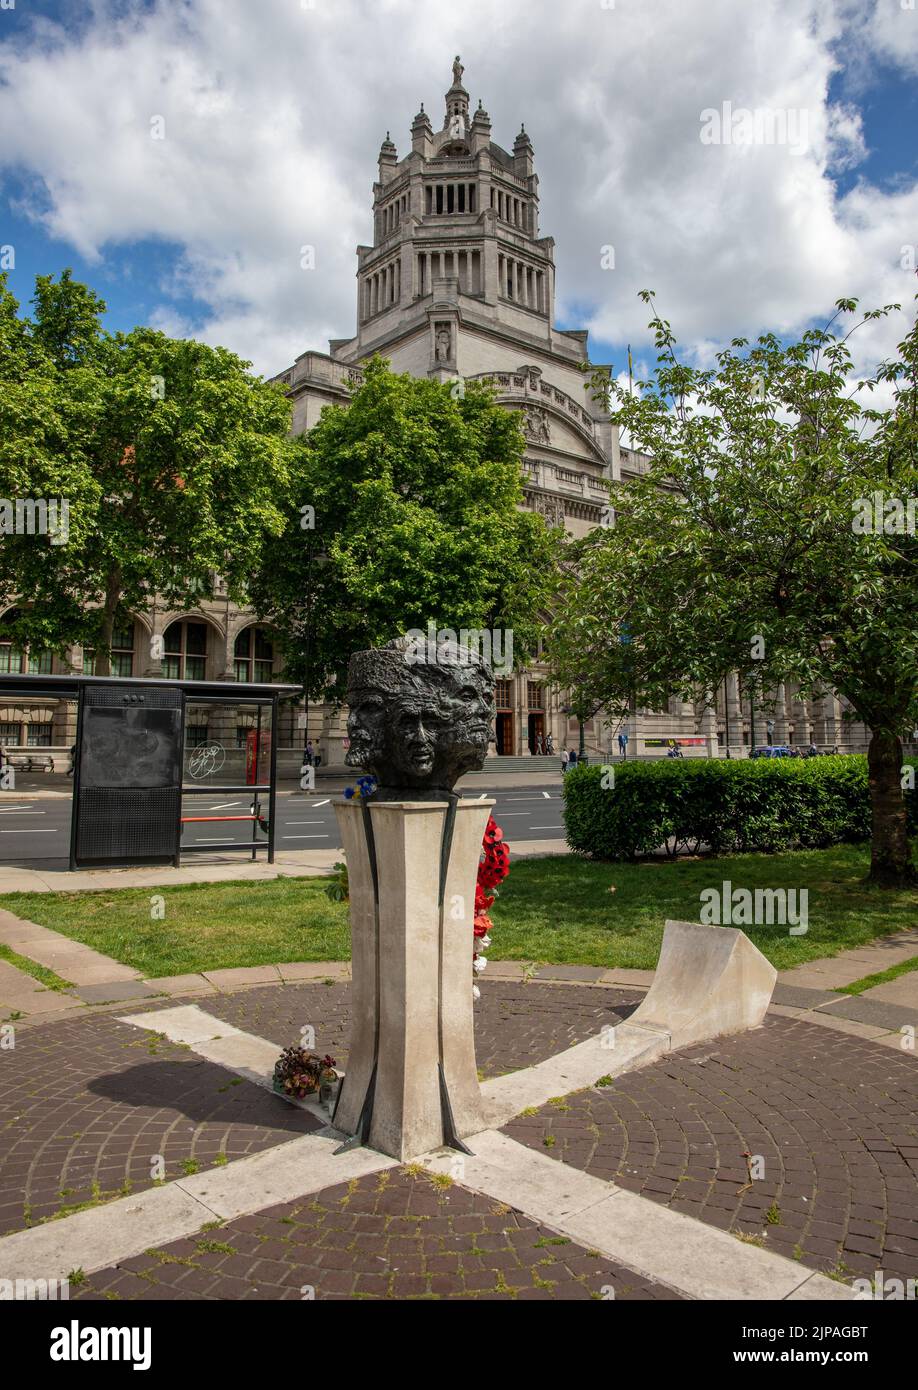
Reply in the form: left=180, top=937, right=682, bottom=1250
left=333, top=799, right=492, bottom=1160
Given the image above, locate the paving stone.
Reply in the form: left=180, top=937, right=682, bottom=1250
left=71, top=1168, right=682, bottom=1301
left=73, top=981, right=160, bottom=1005
left=0, top=1010, right=320, bottom=1237
left=502, top=1013, right=918, bottom=1287
left=820, top=995, right=918, bottom=1030
left=771, top=984, right=838, bottom=1009
left=534, top=965, right=607, bottom=982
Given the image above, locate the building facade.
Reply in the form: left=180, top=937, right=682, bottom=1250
left=0, top=57, right=872, bottom=766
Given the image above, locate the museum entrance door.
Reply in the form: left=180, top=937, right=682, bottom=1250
left=527, top=712, right=545, bottom=754
left=495, top=712, right=514, bottom=755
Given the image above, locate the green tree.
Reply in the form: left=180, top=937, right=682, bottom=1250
left=549, top=292, right=918, bottom=885
left=251, top=358, right=559, bottom=698
left=0, top=271, right=297, bottom=673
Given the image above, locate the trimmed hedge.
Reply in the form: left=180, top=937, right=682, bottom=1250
left=562, top=755, right=917, bottom=860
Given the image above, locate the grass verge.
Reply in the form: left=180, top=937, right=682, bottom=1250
left=833, top=954, right=918, bottom=996
left=0, top=942, right=72, bottom=991
left=0, top=845, right=914, bottom=977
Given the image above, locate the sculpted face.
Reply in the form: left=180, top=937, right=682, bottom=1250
left=346, top=638, right=494, bottom=797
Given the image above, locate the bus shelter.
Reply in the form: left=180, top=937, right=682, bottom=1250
left=0, top=673, right=300, bottom=870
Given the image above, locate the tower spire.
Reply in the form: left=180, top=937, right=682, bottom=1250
left=444, top=53, right=469, bottom=134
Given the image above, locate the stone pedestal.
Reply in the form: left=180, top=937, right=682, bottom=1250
left=333, top=798, right=492, bottom=1160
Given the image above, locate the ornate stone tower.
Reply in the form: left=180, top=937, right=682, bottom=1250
left=344, top=54, right=561, bottom=384
left=278, top=56, right=619, bottom=544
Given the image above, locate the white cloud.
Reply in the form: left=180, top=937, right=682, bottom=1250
left=0, top=0, right=915, bottom=379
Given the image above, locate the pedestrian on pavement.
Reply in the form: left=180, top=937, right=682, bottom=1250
left=546, top=732, right=554, bottom=756
left=617, top=730, right=629, bottom=758
left=568, top=748, right=578, bottom=769
left=535, top=732, right=543, bottom=756
left=561, top=748, right=569, bottom=774
left=66, top=743, right=76, bottom=776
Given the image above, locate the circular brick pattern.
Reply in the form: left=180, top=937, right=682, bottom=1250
left=0, top=1013, right=318, bottom=1237
left=503, top=1015, right=918, bottom=1281
left=195, top=978, right=641, bottom=1079
left=72, top=1168, right=683, bottom=1301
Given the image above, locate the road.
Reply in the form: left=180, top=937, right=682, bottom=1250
left=0, top=785, right=567, bottom=868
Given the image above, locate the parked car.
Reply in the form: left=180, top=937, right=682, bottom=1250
left=749, top=745, right=794, bottom=758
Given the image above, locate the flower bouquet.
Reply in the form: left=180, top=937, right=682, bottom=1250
left=272, top=1046, right=338, bottom=1100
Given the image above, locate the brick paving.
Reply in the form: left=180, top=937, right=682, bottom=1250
left=0, top=1012, right=319, bottom=1238
left=502, top=1015, right=918, bottom=1282
left=0, top=981, right=638, bottom=1240
left=193, top=979, right=641, bottom=1079
left=71, top=1166, right=682, bottom=1301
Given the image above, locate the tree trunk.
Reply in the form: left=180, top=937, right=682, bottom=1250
left=867, top=728, right=915, bottom=885
left=93, top=565, right=122, bottom=678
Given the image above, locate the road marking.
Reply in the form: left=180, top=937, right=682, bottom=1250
left=286, top=820, right=326, bottom=825
left=192, top=837, right=238, bottom=844
left=0, top=809, right=46, bottom=814
left=530, top=825, right=564, bottom=831
left=209, top=801, right=243, bottom=810
left=311, top=799, right=330, bottom=807
left=542, top=791, right=551, bottom=799
left=0, top=805, right=31, bottom=811
left=506, top=796, right=554, bottom=802
left=0, top=828, right=58, bottom=833
left=283, top=834, right=330, bottom=840
left=492, top=812, right=531, bottom=817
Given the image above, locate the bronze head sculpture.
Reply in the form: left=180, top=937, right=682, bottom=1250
left=345, top=635, right=494, bottom=799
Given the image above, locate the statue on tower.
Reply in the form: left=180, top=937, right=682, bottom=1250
left=452, top=54, right=464, bottom=85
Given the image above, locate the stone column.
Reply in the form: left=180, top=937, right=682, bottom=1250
left=332, top=798, right=492, bottom=1160
left=813, top=692, right=839, bottom=749
left=772, top=683, right=789, bottom=744
left=790, top=688, right=811, bottom=746
left=699, top=698, right=718, bottom=757
left=725, top=673, right=742, bottom=755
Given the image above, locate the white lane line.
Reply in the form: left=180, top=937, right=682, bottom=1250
left=542, top=791, right=551, bottom=799
left=493, top=812, right=531, bottom=817
left=0, top=810, right=46, bottom=814
left=0, top=805, right=32, bottom=811
left=286, top=820, right=325, bottom=825
left=0, top=828, right=58, bottom=833
left=283, top=834, right=330, bottom=840
left=209, top=801, right=243, bottom=810
left=530, top=825, right=564, bottom=831
left=192, top=837, right=238, bottom=844
left=311, top=798, right=330, bottom=807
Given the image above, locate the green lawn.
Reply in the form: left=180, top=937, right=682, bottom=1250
left=0, top=845, right=914, bottom=979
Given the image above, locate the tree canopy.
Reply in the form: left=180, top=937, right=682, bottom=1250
left=0, top=270, right=297, bottom=672
left=548, top=291, right=918, bottom=884
left=250, top=357, right=560, bottom=699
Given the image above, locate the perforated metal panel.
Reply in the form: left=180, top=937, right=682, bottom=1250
left=75, top=787, right=181, bottom=862
left=74, top=685, right=183, bottom=866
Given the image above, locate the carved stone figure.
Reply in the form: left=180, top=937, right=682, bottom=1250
left=345, top=636, right=494, bottom=799
left=452, top=55, right=464, bottom=85
left=523, top=405, right=551, bottom=443
left=435, top=325, right=451, bottom=362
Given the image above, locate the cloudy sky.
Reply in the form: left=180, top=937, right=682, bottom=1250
left=1, top=0, right=916, bottom=384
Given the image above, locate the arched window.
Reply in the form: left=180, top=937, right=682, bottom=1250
left=84, top=620, right=135, bottom=677
left=234, top=627, right=274, bottom=683
left=163, top=620, right=208, bottom=680
left=0, top=609, right=52, bottom=674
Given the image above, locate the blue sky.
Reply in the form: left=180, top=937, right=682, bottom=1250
left=1, top=0, right=916, bottom=385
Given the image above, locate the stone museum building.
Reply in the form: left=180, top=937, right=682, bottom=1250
left=0, top=58, right=870, bottom=766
